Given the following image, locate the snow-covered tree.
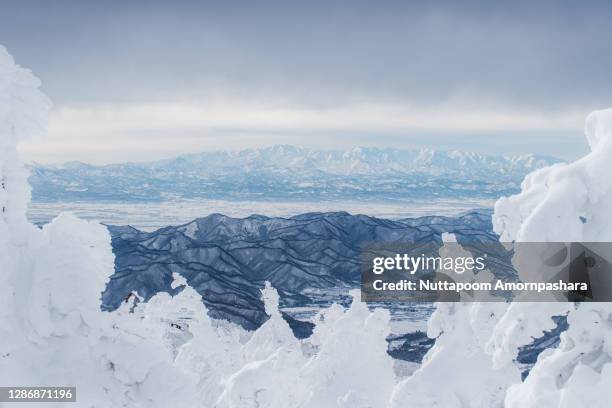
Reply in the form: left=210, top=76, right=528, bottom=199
left=216, top=287, right=396, bottom=408
left=390, top=234, right=520, bottom=408
left=302, top=290, right=396, bottom=408
left=490, top=109, right=612, bottom=407
left=0, top=44, right=201, bottom=408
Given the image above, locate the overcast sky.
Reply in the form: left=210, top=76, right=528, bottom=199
left=3, top=0, right=611, bottom=164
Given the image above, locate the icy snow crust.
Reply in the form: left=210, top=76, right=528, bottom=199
left=2, top=43, right=612, bottom=407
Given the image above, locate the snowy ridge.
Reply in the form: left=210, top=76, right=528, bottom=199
left=29, top=145, right=560, bottom=202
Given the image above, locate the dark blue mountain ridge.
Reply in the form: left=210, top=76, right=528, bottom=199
left=103, top=210, right=506, bottom=329
left=102, top=209, right=565, bottom=370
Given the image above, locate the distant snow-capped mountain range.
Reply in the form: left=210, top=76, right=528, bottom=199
left=29, top=145, right=560, bottom=202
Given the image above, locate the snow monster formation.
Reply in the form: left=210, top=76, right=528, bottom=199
left=489, top=110, right=612, bottom=407
left=0, top=45, right=204, bottom=407
left=391, top=111, right=612, bottom=408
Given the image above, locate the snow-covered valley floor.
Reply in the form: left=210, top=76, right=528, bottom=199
left=27, top=198, right=493, bottom=231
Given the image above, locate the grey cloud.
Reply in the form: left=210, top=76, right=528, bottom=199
left=1, top=0, right=612, bottom=111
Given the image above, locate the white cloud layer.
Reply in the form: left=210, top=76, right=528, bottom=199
left=18, top=100, right=588, bottom=164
